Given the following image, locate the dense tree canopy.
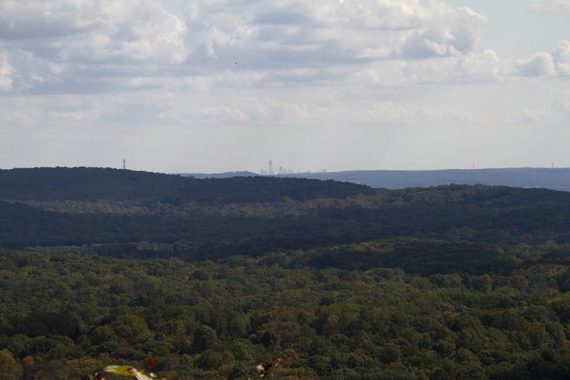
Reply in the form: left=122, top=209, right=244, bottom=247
left=1, top=168, right=570, bottom=378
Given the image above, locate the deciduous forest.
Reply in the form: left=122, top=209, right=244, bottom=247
left=1, top=168, right=570, bottom=379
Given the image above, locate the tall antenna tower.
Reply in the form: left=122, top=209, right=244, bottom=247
left=123, top=159, right=126, bottom=170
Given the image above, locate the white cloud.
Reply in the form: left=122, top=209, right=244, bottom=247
left=516, top=52, right=557, bottom=77
left=0, top=0, right=100, bottom=39
left=514, top=40, right=570, bottom=77
left=521, top=108, right=547, bottom=124
left=57, top=1, right=189, bottom=64
left=518, top=97, right=570, bottom=125
left=154, top=95, right=320, bottom=125
left=349, top=48, right=507, bottom=88
left=530, top=0, right=570, bottom=13
left=0, top=48, right=64, bottom=92
left=0, top=0, right=563, bottom=101
left=203, top=0, right=485, bottom=79
left=552, top=40, right=570, bottom=75
left=362, top=101, right=470, bottom=126
left=400, top=6, right=487, bottom=59
left=0, top=0, right=563, bottom=99
left=0, top=51, right=15, bottom=91
left=0, top=0, right=493, bottom=95
left=0, top=1, right=189, bottom=67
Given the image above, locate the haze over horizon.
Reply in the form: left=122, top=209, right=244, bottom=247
left=1, top=0, right=569, bottom=173
left=3, top=164, right=570, bottom=176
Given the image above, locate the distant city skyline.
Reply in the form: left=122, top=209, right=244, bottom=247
left=0, top=0, right=569, bottom=173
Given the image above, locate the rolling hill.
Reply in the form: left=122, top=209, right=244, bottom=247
left=3, top=167, right=570, bottom=379
left=283, top=167, right=570, bottom=191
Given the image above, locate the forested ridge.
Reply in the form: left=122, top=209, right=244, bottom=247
left=1, top=168, right=570, bottom=379
left=0, top=168, right=369, bottom=203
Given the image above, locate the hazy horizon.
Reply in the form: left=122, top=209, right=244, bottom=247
left=3, top=164, right=570, bottom=175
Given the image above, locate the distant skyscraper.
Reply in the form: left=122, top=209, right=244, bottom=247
left=268, top=160, right=274, bottom=175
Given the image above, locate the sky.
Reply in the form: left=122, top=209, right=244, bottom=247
left=0, top=0, right=569, bottom=173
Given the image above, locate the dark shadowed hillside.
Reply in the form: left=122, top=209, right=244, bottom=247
left=1, top=168, right=570, bottom=248
left=0, top=167, right=370, bottom=203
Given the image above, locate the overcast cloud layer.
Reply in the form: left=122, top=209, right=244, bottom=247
left=0, top=0, right=569, bottom=172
